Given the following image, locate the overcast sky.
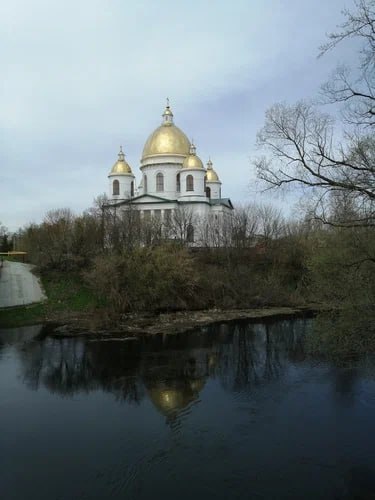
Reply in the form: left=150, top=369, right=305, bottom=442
left=1, top=0, right=358, bottom=231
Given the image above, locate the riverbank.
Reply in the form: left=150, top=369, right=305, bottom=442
left=0, top=268, right=322, bottom=334
left=8, top=305, right=318, bottom=339
left=0, top=261, right=321, bottom=333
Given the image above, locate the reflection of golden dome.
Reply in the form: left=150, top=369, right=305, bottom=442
left=148, top=388, right=190, bottom=414
left=182, top=142, right=204, bottom=170
left=206, top=159, right=220, bottom=182
left=109, top=147, right=133, bottom=175
left=142, top=104, right=190, bottom=160
left=147, top=378, right=205, bottom=416
left=189, top=378, right=205, bottom=393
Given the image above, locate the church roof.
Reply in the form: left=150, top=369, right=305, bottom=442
left=206, top=159, right=220, bottom=182
left=209, top=198, right=234, bottom=209
left=142, top=102, right=191, bottom=160
left=182, top=142, right=204, bottom=170
left=109, top=147, right=133, bottom=176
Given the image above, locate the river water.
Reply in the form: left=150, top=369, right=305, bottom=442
left=1, top=318, right=375, bottom=499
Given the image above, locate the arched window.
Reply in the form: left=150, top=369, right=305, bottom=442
left=186, top=174, right=194, bottom=192
left=205, top=186, right=211, bottom=199
left=113, top=179, right=119, bottom=196
left=187, top=224, right=194, bottom=243
left=176, top=173, right=181, bottom=192
left=156, top=172, right=164, bottom=192
left=131, top=181, right=134, bottom=197
left=144, top=175, right=148, bottom=194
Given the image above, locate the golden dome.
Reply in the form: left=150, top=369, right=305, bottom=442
left=182, top=142, right=204, bottom=170
left=142, top=103, right=190, bottom=160
left=109, top=147, right=133, bottom=175
left=206, top=158, right=220, bottom=182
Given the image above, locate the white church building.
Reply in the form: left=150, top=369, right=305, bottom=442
left=105, top=102, right=233, bottom=241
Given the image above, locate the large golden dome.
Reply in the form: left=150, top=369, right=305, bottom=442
left=142, top=103, right=190, bottom=160
left=109, top=147, right=133, bottom=175
left=182, top=142, right=204, bottom=170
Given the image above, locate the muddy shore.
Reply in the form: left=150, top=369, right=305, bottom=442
left=49, top=305, right=321, bottom=338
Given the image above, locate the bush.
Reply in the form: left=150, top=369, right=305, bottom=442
left=85, top=245, right=200, bottom=313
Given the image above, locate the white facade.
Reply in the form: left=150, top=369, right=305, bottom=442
left=105, top=103, right=233, bottom=242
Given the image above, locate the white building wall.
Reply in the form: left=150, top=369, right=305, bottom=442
left=108, top=174, right=135, bottom=201
left=140, top=155, right=185, bottom=200
left=179, top=169, right=206, bottom=199
left=141, top=164, right=180, bottom=199
left=206, top=181, right=221, bottom=199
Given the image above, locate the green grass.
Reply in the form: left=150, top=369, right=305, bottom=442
left=1, top=255, right=25, bottom=262
left=0, top=303, right=46, bottom=327
left=0, top=272, right=99, bottom=328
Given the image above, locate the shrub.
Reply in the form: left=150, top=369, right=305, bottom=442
left=85, top=245, right=200, bottom=313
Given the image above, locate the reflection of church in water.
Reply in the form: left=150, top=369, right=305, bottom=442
left=104, top=101, right=234, bottom=242
left=15, top=320, right=309, bottom=424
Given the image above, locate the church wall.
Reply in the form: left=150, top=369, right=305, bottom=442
left=140, top=163, right=182, bottom=200
left=108, top=175, right=135, bottom=200
left=206, top=181, right=221, bottom=199
left=117, top=200, right=215, bottom=221
left=179, top=169, right=206, bottom=199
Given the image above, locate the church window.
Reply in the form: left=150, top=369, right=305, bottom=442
left=206, top=186, right=211, bottom=199
left=187, top=224, right=194, bottom=243
left=176, top=173, right=181, bottom=192
left=131, top=181, right=134, bottom=197
left=156, top=172, right=164, bottom=192
left=113, top=179, right=119, bottom=196
left=144, top=175, right=148, bottom=194
left=186, top=174, right=194, bottom=192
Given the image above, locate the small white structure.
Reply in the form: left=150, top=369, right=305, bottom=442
left=105, top=102, right=234, bottom=243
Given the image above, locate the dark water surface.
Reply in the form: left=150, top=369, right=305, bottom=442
left=1, top=319, right=375, bottom=500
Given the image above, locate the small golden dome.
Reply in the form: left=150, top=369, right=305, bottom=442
left=206, top=158, right=220, bottom=182
left=182, top=142, right=204, bottom=170
left=109, top=147, right=133, bottom=175
left=142, top=102, right=190, bottom=160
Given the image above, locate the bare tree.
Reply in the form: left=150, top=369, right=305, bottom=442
left=254, top=0, right=375, bottom=227
left=167, top=204, right=197, bottom=243
left=230, top=203, right=260, bottom=248
left=257, top=204, right=285, bottom=241
left=198, top=213, right=230, bottom=248
left=0, top=222, right=12, bottom=252
left=320, top=0, right=375, bottom=129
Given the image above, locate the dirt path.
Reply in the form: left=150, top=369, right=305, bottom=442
left=0, top=261, right=46, bottom=308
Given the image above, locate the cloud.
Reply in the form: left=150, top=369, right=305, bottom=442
left=0, top=0, right=358, bottom=231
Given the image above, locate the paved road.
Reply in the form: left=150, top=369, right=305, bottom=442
left=0, top=261, right=46, bottom=308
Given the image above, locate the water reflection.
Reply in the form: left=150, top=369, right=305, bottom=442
left=0, top=324, right=44, bottom=350
left=2, top=318, right=375, bottom=500
left=5, top=318, right=311, bottom=420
